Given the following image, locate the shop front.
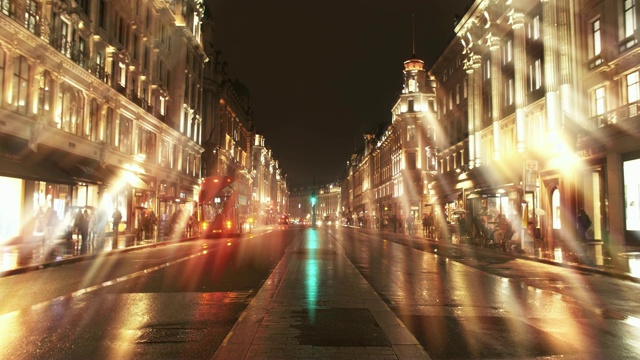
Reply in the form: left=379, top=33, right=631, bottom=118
left=1, top=138, right=78, bottom=247
left=466, top=165, right=524, bottom=247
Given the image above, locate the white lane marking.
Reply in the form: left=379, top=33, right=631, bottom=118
left=4, top=247, right=214, bottom=317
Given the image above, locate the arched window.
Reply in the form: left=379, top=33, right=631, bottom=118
left=58, top=85, right=85, bottom=135
left=552, top=188, right=561, bottom=229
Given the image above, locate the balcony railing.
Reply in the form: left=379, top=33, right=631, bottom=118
left=48, top=33, right=92, bottom=70
left=1, top=0, right=51, bottom=40
left=590, top=101, right=640, bottom=128
left=87, top=62, right=111, bottom=84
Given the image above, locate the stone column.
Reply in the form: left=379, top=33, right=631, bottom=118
left=542, top=0, right=561, bottom=143
left=3, top=46, right=15, bottom=108
left=465, top=63, right=476, bottom=168
left=511, top=11, right=527, bottom=154
left=51, top=72, right=63, bottom=129
left=472, top=54, right=483, bottom=167
left=489, top=35, right=503, bottom=160
left=28, top=59, right=42, bottom=116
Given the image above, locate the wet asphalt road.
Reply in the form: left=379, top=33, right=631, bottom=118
left=1, top=225, right=639, bottom=359
left=333, top=226, right=640, bottom=359
left=0, top=229, right=296, bottom=360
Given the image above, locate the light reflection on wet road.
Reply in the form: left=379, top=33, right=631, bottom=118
left=0, top=230, right=295, bottom=360
left=333, top=227, right=640, bottom=359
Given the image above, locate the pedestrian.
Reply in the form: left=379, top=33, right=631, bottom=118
left=457, top=213, right=468, bottom=241
left=112, top=208, right=122, bottom=249
left=426, top=212, right=434, bottom=238
left=112, top=208, right=122, bottom=232
left=145, top=210, right=157, bottom=240
left=76, top=209, right=89, bottom=254
left=87, top=209, right=96, bottom=245
left=577, top=208, right=592, bottom=243
left=44, top=208, right=58, bottom=258
left=407, top=216, right=414, bottom=235
left=422, top=214, right=429, bottom=236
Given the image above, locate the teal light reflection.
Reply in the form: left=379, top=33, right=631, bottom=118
left=305, top=230, right=320, bottom=323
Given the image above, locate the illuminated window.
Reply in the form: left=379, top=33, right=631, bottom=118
left=59, top=85, right=84, bottom=135
left=160, top=138, right=171, bottom=167
left=504, top=78, right=514, bottom=106
left=529, top=59, right=543, bottom=91
left=25, top=0, right=39, bottom=34
left=137, top=127, right=156, bottom=162
left=12, top=55, right=30, bottom=115
left=407, top=125, right=415, bottom=142
left=624, top=158, right=640, bottom=230
left=552, top=188, right=561, bottom=229
left=119, top=62, right=126, bottom=86
left=502, top=39, right=513, bottom=64
left=118, top=116, right=132, bottom=154
left=484, top=58, right=491, bottom=80
left=61, top=21, right=71, bottom=57
left=592, top=19, right=601, bottom=57
left=463, top=79, right=467, bottom=98
left=530, top=15, right=540, bottom=40
left=628, top=71, right=639, bottom=103
left=624, top=0, right=636, bottom=39
left=408, top=76, right=416, bottom=92
left=159, top=94, right=167, bottom=115
left=1, top=0, right=9, bottom=15
left=594, top=87, right=606, bottom=115
left=38, top=70, right=52, bottom=116
left=95, top=51, right=105, bottom=80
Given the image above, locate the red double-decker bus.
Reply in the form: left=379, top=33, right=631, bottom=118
left=197, top=176, right=249, bottom=237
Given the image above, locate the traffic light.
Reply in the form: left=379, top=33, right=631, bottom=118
left=311, top=194, right=317, bottom=207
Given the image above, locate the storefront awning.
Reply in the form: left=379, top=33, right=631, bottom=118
left=468, top=165, right=520, bottom=190
left=428, top=190, right=462, bottom=204
left=106, top=166, right=152, bottom=190
left=0, top=136, right=74, bottom=184
left=0, top=153, right=75, bottom=184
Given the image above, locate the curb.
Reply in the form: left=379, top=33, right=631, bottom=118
left=351, top=226, right=640, bottom=284
left=0, top=236, right=200, bottom=277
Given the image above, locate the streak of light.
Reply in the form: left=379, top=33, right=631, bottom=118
left=0, top=311, right=22, bottom=358
left=628, top=255, right=640, bottom=278
left=624, top=315, right=640, bottom=329
left=2, top=248, right=211, bottom=320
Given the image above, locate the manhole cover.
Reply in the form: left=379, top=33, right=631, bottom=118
left=399, top=315, right=580, bottom=359
left=136, top=328, right=208, bottom=343
left=292, top=308, right=390, bottom=347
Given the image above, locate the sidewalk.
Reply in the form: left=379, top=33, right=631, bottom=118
left=0, top=231, right=183, bottom=276
left=362, top=226, right=640, bottom=284
left=213, top=227, right=430, bottom=360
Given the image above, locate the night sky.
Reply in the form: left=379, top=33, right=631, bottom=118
left=207, top=0, right=473, bottom=186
